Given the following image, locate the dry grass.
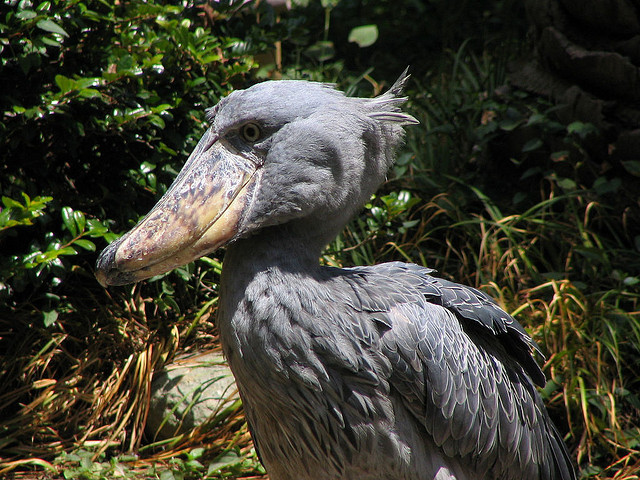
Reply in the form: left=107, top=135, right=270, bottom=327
left=0, top=281, right=254, bottom=478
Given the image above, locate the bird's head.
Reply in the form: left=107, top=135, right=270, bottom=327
left=96, top=72, right=417, bottom=286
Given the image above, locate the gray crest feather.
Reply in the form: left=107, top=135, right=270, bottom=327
left=367, top=68, right=419, bottom=125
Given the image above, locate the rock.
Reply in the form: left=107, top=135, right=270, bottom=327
left=540, top=26, right=640, bottom=102
left=146, top=351, right=239, bottom=441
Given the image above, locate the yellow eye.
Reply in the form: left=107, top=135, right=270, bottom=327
left=240, top=122, right=262, bottom=143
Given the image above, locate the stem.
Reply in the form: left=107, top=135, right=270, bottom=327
left=323, top=7, right=331, bottom=43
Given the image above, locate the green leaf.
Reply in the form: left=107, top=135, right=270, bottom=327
left=159, top=470, right=176, bottom=480
left=593, top=177, right=621, bottom=195
left=148, top=114, right=165, bottom=129
left=2, top=196, right=22, bottom=209
left=16, top=10, right=37, bottom=20
left=73, top=239, right=96, bottom=251
left=37, top=1, right=52, bottom=12
left=55, top=74, right=74, bottom=94
left=151, top=103, right=173, bottom=114
left=207, top=451, right=242, bottom=474
left=117, top=54, right=135, bottom=72
left=73, top=120, right=85, bottom=136
left=55, top=246, right=77, bottom=257
left=18, top=53, right=40, bottom=75
left=140, top=161, right=156, bottom=173
left=623, top=276, right=640, bottom=286
left=75, top=77, right=101, bottom=89
left=40, top=36, right=62, bottom=48
left=36, top=19, right=69, bottom=37
left=567, top=121, right=596, bottom=139
left=188, top=77, right=207, bottom=88
left=522, top=138, right=543, bottom=153
left=550, top=150, right=569, bottom=162
left=348, top=24, right=378, bottom=48
left=526, top=113, right=546, bottom=126
left=622, top=160, right=640, bottom=177
left=556, top=177, right=576, bottom=191
left=85, top=219, right=109, bottom=237
left=513, top=191, right=527, bottom=205
left=499, top=117, right=522, bottom=131
left=61, top=206, right=77, bottom=236
left=78, top=88, right=101, bottom=99
left=73, top=210, right=86, bottom=233
left=188, top=448, right=205, bottom=460
left=43, top=310, right=58, bottom=327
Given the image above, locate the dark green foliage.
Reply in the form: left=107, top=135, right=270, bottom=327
left=284, top=0, right=527, bottom=79
left=0, top=0, right=258, bottom=322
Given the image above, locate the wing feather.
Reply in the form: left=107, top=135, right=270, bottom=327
left=340, top=262, right=576, bottom=479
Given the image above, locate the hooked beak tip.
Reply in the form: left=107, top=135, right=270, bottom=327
left=95, top=239, right=122, bottom=287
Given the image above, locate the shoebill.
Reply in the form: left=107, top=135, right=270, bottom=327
left=96, top=72, right=576, bottom=480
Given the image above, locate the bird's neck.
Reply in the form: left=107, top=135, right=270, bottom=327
left=224, top=223, right=324, bottom=276
left=217, top=223, right=326, bottom=358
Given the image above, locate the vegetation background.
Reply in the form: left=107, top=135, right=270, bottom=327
left=1, top=0, right=639, bottom=478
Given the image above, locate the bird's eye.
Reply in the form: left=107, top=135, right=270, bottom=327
left=240, top=122, right=262, bottom=143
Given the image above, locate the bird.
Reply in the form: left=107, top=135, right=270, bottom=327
left=95, top=70, right=576, bottom=480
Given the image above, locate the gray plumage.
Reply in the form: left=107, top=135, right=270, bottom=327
left=96, top=71, right=576, bottom=480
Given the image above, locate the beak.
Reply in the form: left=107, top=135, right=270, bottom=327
left=95, top=129, right=258, bottom=286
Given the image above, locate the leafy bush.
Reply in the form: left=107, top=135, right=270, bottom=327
left=0, top=0, right=258, bottom=321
